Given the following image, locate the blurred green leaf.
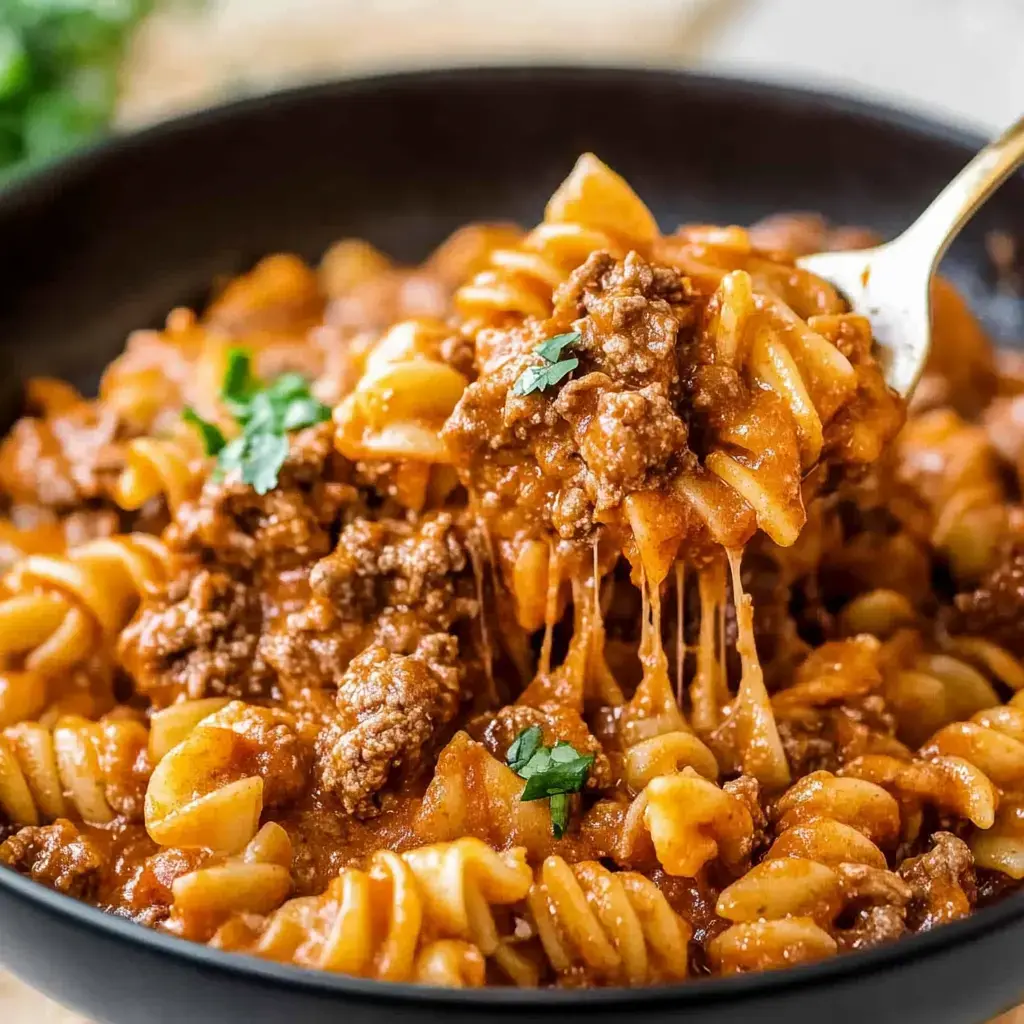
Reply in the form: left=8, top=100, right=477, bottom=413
left=0, top=112, right=24, bottom=165
left=0, top=0, right=159, bottom=176
left=22, top=85, right=112, bottom=161
left=0, top=27, right=30, bottom=100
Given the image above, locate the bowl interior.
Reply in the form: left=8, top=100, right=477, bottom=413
left=0, top=67, right=1021, bottom=418
left=0, top=66, right=1023, bottom=1023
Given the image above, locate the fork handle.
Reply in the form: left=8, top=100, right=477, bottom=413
left=899, top=113, right=1024, bottom=271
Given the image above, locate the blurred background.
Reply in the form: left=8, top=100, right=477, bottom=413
left=0, top=0, right=1022, bottom=1021
left=1, top=0, right=1023, bottom=183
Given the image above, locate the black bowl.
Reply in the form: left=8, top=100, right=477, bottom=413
left=0, top=67, right=1023, bottom=1024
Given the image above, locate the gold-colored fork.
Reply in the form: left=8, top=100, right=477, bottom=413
left=797, top=114, right=1024, bottom=398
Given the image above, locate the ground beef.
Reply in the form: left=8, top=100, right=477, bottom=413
left=775, top=696, right=906, bottom=778
left=898, top=832, right=976, bottom=931
left=119, top=570, right=272, bottom=706
left=443, top=251, right=699, bottom=542
left=0, top=402, right=121, bottom=511
left=722, top=775, right=768, bottom=856
left=261, top=511, right=480, bottom=694
left=555, top=378, right=687, bottom=511
left=216, top=702, right=313, bottom=809
left=555, top=251, right=693, bottom=388
left=316, top=635, right=462, bottom=817
left=834, top=863, right=911, bottom=951
left=470, top=701, right=612, bottom=790
left=952, top=540, right=1024, bottom=656
left=314, top=513, right=473, bottom=622
left=0, top=820, right=105, bottom=898
left=121, top=847, right=210, bottom=925
left=168, top=423, right=355, bottom=574
left=121, top=425, right=363, bottom=705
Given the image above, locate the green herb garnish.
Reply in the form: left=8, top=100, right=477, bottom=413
left=534, top=331, right=581, bottom=363
left=511, top=331, right=581, bottom=397
left=506, top=726, right=595, bottom=838
left=181, top=407, right=226, bottom=456
left=506, top=724, right=543, bottom=773
left=183, top=348, right=330, bottom=495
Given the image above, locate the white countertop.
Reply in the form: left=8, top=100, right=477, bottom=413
left=115, top=0, right=1024, bottom=134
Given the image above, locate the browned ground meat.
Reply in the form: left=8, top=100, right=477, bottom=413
left=120, top=425, right=362, bottom=705
left=315, top=513, right=474, bottom=624
left=261, top=511, right=480, bottom=694
left=222, top=703, right=313, bottom=809
left=0, top=820, right=105, bottom=898
left=443, top=251, right=698, bottom=542
left=470, top=701, right=612, bottom=790
left=119, top=570, right=272, bottom=706
left=834, top=863, right=911, bottom=951
left=316, top=635, right=462, bottom=817
left=120, top=847, right=210, bottom=925
left=952, top=540, right=1024, bottom=656
left=722, top=775, right=768, bottom=855
left=168, top=423, right=355, bottom=573
left=898, top=832, right=977, bottom=931
left=775, top=697, right=906, bottom=778
left=556, top=379, right=687, bottom=512
left=0, top=402, right=121, bottom=510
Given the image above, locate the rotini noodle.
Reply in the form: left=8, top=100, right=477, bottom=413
left=528, top=856, right=690, bottom=985
left=0, top=534, right=168, bottom=675
left=0, top=714, right=149, bottom=826
left=3, top=151, right=1023, bottom=992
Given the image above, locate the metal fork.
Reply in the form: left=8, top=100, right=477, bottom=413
left=797, top=114, right=1024, bottom=398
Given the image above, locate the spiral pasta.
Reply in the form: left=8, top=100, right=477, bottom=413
left=880, top=635, right=1006, bottom=748
left=0, top=534, right=169, bottom=676
left=415, top=731, right=553, bottom=859
left=113, top=433, right=207, bottom=514
left=167, top=822, right=294, bottom=941
left=892, top=407, right=1010, bottom=582
left=333, top=319, right=468, bottom=468
left=454, top=153, right=656, bottom=327
left=642, top=768, right=754, bottom=878
left=145, top=700, right=308, bottom=854
left=212, top=840, right=529, bottom=985
left=0, top=714, right=149, bottom=826
left=527, top=856, right=691, bottom=986
left=708, top=771, right=905, bottom=973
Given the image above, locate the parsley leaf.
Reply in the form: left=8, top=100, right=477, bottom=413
left=506, top=728, right=595, bottom=838
left=534, top=331, right=580, bottom=363
left=506, top=724, right=543, bottom=773
left=511, top=357, right=579, bottom=397
left=511, top=331, right=582, bottom=397
left=183, top=347, right=331, bottom=495
left=181, top=407, right=226, bottom=457
left=549, top=793, right=570, bottom=839
left=221, top=348, right=260, bottom=417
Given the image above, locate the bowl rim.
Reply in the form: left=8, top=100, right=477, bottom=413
left=0, top=63, right=1020, bottom=1008
left=0, top=63, right=995, bottom=207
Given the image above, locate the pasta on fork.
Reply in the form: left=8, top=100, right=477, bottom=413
left=0, top=153, right=1022, bottom=989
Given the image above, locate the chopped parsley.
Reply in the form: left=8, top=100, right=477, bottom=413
left=511, top=331, right=581, bottom=397
left=534, top=331, right=581, bottom=363
left=183, top=348, right=331, bottom=496
left=506, top=725, right=595, bottom=838
left=181, top=407, right=226, bottom=457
